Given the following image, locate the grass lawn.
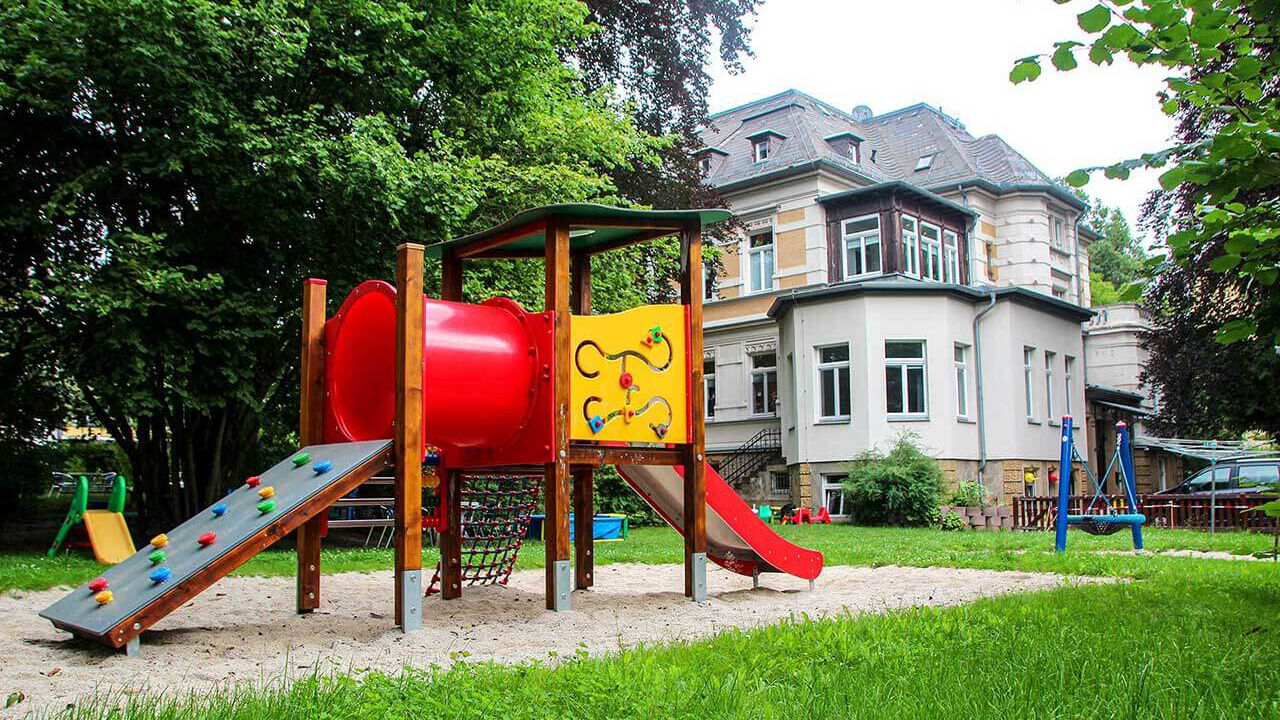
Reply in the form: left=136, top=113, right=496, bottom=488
left=10, top=525, right=1280, bottom=719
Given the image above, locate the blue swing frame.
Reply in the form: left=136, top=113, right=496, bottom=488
left=1055, top=416, right=1145, bottom=552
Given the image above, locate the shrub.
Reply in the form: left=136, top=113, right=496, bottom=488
left=950, top=480, right=989, bottom=508
left=940, top=510, right=965, bottom=531
left=593, top=466, right=661, bottom=526
left=842, top=434, right=944, bottom=526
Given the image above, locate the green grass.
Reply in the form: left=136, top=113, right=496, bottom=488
left=12, top=525, right=1280, bottom=719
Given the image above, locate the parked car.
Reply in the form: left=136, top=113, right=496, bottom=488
left=1157, top=457, right=1280, bottom=496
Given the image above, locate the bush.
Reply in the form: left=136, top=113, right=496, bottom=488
left=940, top=510, right=965, bottom=531
left=593, top=466, right=661, bottom=526
left=950, top=480, right=988, bottom=508
left=842, top=435, right=944, bottom=526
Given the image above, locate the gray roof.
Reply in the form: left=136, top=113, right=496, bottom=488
left=700, top=89, right=1081, bottom=207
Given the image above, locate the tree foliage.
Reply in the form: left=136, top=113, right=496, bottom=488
left=842, top=435, right=945, bottom=527
left=1015, top=0, right=1280, bottom=344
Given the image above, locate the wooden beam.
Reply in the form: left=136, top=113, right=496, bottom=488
left=296, top=278, right=326, bottom=614
left=568, top=218, right=683, bottom=230
left=440, top=248, right=463, bottom=302
left=544, top=216, right=572, bottom=611
left=454, top=220, right=544, bottom=259
left=583, top=228, right=679, bottom=257
left=566, top=444, right=685, bottom=467
left=571, top=251, right=592, bottom=315
left=439, top=248, right=463, bottom=600
left=394, top=243, right=425, bottom=629
left=680, top=221, right=708, bottom=600
left=570, top=251, right=593, bottom=592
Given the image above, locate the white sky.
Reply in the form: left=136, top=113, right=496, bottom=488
left=706, top=0, right=1175, bottom=241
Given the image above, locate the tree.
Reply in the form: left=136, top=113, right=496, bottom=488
left=0, top=0, right=664, bottom=527
left=1072, top=189, right=1147, bottom=287
left=1013, top=1, right=1280, bottom=344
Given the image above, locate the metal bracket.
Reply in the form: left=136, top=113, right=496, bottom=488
left=552, top=560, right=571, bottom=612
left=691, top=552, right=707, bottom=602
left=400, top=570, right=422, bottom=632
left=124, top=637, right=140, bottom=658
left=752, top=567, right=760, bottom=590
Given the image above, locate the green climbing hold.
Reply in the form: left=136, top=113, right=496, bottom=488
left=257, top=499, right=277, bottom=514
left=148, top=549, right=166, bottom=564
left=291, top=452, right=310, bottom=467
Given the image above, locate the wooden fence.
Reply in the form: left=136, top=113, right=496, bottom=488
left=1013, top=494, right=1277, bottom=532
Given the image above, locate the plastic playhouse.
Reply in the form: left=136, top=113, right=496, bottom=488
left=40, top=204, right=824, bottom=657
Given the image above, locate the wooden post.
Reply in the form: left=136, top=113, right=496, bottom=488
left=680, top=222, right=708, bottom=601
left=296, top=278, right=327, bottom=613
left=545, top=217, right=572, bottom=611
left=570, top=251, right=594, bottom=591
left=394, top=243, right=425, bottom=631
left=439, top=249, right=464, bottom=600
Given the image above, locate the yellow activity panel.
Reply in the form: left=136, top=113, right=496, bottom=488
left=569, top=305, right=688, bottom=444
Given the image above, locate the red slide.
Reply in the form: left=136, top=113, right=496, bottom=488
left=616, top=462, right=824, bottom=581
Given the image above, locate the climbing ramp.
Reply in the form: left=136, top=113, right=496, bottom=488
left=427, top=474, right=540, bottom=595
left=40, top=440, right=392, bottom=655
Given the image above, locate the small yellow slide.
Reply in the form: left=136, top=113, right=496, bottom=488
left=81, top=510, right=136, bottom=564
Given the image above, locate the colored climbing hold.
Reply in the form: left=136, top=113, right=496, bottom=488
left=148, top=549, right=166, bottom=564
left=647, top=325, right=664, bottom=345
left=623, top=408, right=635, bottom=423
left=292, top=452, right=311, bottom=467
left=258, top=485, right=275, bottom=499
left=423, top=470, right=440, bottom=490
left=149, top=566, right=171, bottom=584
left=88, top=577, right=108, bottom=593
left=588, top=415, right=605, bottom=433
left=653, top=423, right=668, bottom=439
left=257, top=499, right=277, bottom=514
left=94, top=590, right=113, bottom=605
left=150, top=533, right=169, bottom=548
left=312, top=460, right=332, bottom=475
left=619, top=372, right=634, bottom=389
left=424, top=446, right=442, bottom=467
left=245, top=475, right=261, bottom=488
left=211, top=502, right=228, bottom=517
left=197, top=531, right=216, bottom=547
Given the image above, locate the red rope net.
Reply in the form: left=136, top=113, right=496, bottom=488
left=427, top=474, right=540, bottom=595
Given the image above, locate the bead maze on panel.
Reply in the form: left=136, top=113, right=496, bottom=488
left=569, top=304, right=689, bottom=444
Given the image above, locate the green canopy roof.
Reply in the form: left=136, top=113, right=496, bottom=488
left=425, top=203, right=733, bottom=258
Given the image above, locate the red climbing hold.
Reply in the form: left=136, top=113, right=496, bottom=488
left=198, top=531, right=216, bottom=547
left=619, top=372, right=634, bottom=389
left=246, top=475, right=261, bottom=488
left=88, top=577, right=108, bottom=593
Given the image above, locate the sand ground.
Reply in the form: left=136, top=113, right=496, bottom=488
left=1, top=562, right=1094, bottom=717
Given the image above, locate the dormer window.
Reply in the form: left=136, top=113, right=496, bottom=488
left=915, top=152, right=937, bottom=171
left=823, top=131, right=864, bottom=165
left=744, top=129, right=786, bottom=165
left=694, top=146, right=728, bottom=176
left=699, top=155, right=712, bottom=174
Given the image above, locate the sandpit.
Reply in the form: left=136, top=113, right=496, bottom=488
left=1, top=562, right=1093, bottom=716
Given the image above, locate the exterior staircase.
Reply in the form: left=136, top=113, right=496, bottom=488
left=715, top=427, right=783, bottom=490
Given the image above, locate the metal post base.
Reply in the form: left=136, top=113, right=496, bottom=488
left=551, top=560, right=571, bottom=612
left=690, top=552, right=707, bottom=602
left=124, top=637, right=140, bottom=658
left=808, top=579, right=815, bottom=592
left=752, top=568, right=760, bottom=590
left=400, top=570, right=422, bottom=632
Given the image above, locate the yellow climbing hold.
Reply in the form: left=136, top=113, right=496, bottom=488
left=150, top=533, right=169, bottom=548
left=94, top=590, right=113, bottom=605
left=258, top=486, right=275, bottom=499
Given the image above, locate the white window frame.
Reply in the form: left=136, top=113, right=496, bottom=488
left=815, top=343, right=852, bottom=422
left=704, top=353, right=716, bottom=419
left=943, top=229, right=960, bottom=284
left=920, top=221, right=943, bottom=281
left=848, top=141, right=860, bottom=163
left=1064, top=355, right=1075, bottom=418
left=885, top=340, right=928, bottom=419
left=1052, top=215, right=1066, bottom=250
left=1023, top=346, right=1037, bottom=422
left=746, top=229, right=775, bottom=294
left=840, top=214, right=882, bottom=279
left=749, top=351, right=778, bottom=417
left=699, top=155, right=712, bottom=174
left=821, top=473, right=850, bottom=517
left=770, top=471, right=791, bottom=494
left=753, top=139, right=770, bottom=163
left=1044, top=351, right=1056, bottom=421
left=954, top=343, right=970, bottom=420
left=901, top=215, right=920, bottom=277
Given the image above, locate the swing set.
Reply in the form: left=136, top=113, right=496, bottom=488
left=1055, top=416, right=1146, bottom=552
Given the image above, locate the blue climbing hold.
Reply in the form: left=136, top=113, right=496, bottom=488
left=588, top=415, right=605, bottom=433
left=149, top=566, right=172, bottom=584
left=313, top=460, right=333, bottom=475
left=211, top=502, right=228, bottom=517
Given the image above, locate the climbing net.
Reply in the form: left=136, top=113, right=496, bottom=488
left=427, top=473, right=540, bottom=595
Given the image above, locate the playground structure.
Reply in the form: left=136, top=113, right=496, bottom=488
left=41, top=204, right=824, bottom=656
left=1055, top=416, right=1145, bottom=552
left=47, top=474, right=135, bottom=564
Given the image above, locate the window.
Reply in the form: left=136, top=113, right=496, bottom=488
left=753, top=139, right=770, bottom=163
left=750, top=352, right=778, bottom=416
left=885, top=341, right=927, bottom=417
left=920, top=222, right=942, bottom=281
left=848, top=141, right=860, bottom=163
left=1186, top=466, right=1232, bottom=493
left=1044, top=351, right=1056, bottom=420
left=1023, top=347, right=1036, bottom=421
left=1238, top=464, right=1280, bottom=487
left=747, top=230, right=775, bottom=293
left=701, top=263, right=716, bottom=300
left=699, top=155, right=712, bottom=174
left=943, top=230, right=960, bottom=284
left=954, top=343, right=970, bottom=419
left=915, top=153, right=936, bottom=171
left=1051, top=216, right=1066, bottom=250
left=901, top=216, right=920, bottom=277
left=816, top=344, right=851, bottom=421
left=822, top=474, right=849, bottom=517
left=870, top=149, right=878, bottom=163
left=704, top=355, right=716, bottom=419
left=771, top=471, right=791, bottom=494
left=841, top=215, right=882, bottom=278
left=1064, top=356, right=1075, bottom=416
left=985, top=241, right=997, bottom=281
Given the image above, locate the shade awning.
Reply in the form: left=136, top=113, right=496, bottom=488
left=425, top=204, right=733, bottom=259
left=1092, top=399, right=1152, bottom=417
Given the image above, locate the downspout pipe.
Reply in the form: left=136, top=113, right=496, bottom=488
left=974, top=287, right=997, bottom=482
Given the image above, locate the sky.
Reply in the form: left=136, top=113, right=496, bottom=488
left=706, top=0, right=1175, bottom=241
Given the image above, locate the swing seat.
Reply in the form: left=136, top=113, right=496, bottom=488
left=1065, top=513, right=1146, bottom=536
